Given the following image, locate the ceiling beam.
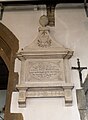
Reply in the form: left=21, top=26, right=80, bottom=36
left=0, top=0, right=87, bottom=20
left=0, top=0, right=86, bottom=6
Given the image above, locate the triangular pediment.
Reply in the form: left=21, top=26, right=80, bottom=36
left=18, top=27, right=73, bottom=54
left=17, top=16, right=73, bottom=60
left=22, top=27, right=70, bottom=52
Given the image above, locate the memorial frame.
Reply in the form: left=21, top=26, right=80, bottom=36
left=16, top=16, right=74, bottom=107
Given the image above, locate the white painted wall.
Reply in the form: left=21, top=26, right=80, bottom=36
left=1, top=7, right=88, bottom=120
left=11, top=90, right=80, bottom=120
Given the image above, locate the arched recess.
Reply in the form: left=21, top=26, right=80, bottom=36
left=0, top=22, right=23, bottom=120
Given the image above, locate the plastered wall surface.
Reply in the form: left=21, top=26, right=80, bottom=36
left=1, top=8, right=88, bottom=120
left=11, top=91, right=80, bottom=120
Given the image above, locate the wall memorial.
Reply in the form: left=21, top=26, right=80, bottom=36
left=16, top=15, right=74, bottom=108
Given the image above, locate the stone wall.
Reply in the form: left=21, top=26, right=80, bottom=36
left=83, top=75, right=88, bottom=109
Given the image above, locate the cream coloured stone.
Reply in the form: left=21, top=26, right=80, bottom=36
left=16, top=16, right=74, bottom=107
left=39, top=15, right=49, bottom=27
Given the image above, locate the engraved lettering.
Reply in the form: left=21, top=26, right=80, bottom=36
left=28, top=62, right=62, bottom=80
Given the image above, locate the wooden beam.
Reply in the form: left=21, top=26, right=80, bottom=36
left=0, top=0, right=86, bottom=6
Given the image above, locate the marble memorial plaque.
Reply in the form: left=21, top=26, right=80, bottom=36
left=16, top=16, right=74, bottom=107
left=25, top=59, right=65, bottom=82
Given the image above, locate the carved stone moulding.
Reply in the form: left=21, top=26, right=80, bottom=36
left=16, top=16, right=74, bottom=108
left=16, top=50, right=74, bottom=108
left=17, top=50, right=73, bottom=60
left=16, top=83, right=74, bottom=107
